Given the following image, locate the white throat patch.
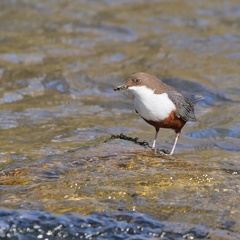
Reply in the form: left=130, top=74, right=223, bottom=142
left=128, top=85, right=176, bottom=121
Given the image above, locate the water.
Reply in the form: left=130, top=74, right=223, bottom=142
left=0, top=210, right=212, bottom=239
left=0, top=0, right=239, bottom=239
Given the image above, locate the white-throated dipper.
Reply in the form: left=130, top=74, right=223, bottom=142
left=114, top=72, right=204, bottom=155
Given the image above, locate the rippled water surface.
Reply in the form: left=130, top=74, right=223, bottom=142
left=0, top=0, right=239, bottom=239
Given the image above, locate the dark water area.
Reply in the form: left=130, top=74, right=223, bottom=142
left=0, top=209, right=233, bottom=239
left=0, top=0, right=239, bottom=239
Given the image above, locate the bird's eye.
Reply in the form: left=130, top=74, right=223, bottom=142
left=134, top=78, right=141, bottom=84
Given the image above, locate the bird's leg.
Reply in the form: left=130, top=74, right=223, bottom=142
left=169, top=132, right=180, bottom=155
left=152, top=128, right=159, bottom=153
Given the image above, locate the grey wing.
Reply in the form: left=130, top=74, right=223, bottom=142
left=168, top=91, right=197, bottom=122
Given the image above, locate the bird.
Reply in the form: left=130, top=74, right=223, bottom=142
left=114, top=72, right=204, bottom=155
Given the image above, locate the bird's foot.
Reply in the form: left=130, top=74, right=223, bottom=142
left=152, top=147, right=157, bottom=153
left=157, top=149, right=171, bottom=156
left=152, top=148, right=174, bottom=156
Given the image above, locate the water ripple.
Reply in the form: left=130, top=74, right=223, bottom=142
left=0, top=209, right=223, bottom=240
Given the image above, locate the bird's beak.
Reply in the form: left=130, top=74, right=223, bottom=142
left=113, top=84, right=128, bottom=91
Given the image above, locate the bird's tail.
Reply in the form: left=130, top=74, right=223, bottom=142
left=189, top=94, right=205, bottom=104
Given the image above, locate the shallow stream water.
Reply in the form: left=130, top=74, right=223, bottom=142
left=0, top=0, right=239, bottom=239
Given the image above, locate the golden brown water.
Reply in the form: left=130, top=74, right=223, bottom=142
left=0, top=0, right=239, bottom=238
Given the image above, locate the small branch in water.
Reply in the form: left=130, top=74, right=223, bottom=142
left=104, top=133, right=169, bottom=154
left=104, top=133, right=150, bottom=147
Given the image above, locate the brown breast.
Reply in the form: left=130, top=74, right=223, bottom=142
left=142, top=111, right=186, bottom=133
